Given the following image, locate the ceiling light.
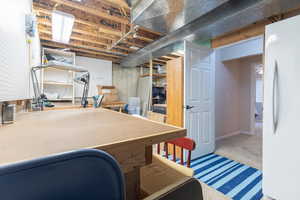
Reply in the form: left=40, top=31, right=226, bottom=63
left=52, top=10, right=75, bottom=44
left=130, top=46, right=139, bottom=50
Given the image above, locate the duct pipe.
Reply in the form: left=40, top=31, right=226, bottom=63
left=121, top=0, right=300, bottom=67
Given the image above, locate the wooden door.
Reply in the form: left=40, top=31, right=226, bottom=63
left=166, top=56, right=184, bottom=127
left=166, top=56, right=184, bottom=158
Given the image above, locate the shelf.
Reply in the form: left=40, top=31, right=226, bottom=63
left=48, top=98, right=73, bottom=102
left=43, top=67, right=74, bottom=72
left=43, top=81, right=73, bottom=86
left=43, top=48, right=75, bottom=57
left=140, top=73, right=166, bottom=78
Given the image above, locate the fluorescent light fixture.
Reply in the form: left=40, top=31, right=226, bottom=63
left=52, top=10, right=75, bottom=44
left=130, top=46, right=139, bottom=50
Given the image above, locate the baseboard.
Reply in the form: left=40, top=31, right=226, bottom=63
left=216, top=131, right=241, bottom=141
left=240, top=130, right=254, bottom=135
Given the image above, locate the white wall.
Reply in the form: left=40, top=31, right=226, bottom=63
left=239, top=57, right=256, bottom=134
left=75, top=56, right=112, bottom=97
left=215, top=53, right=263, bottom=139
left=0, top=0, right=40, bottom=101
left=215, top=51, right=241, bottom=139
left=256, top=78, right=263, bottom=103
left=215, top=36, right=264, bottom=139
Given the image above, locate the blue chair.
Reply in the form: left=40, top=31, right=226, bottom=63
left=0, top=149, right=125, bottom=200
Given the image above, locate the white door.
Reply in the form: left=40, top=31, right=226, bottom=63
left=184, top=41, right=215, bottom=159
left=263, top=15, right=300, bottom=199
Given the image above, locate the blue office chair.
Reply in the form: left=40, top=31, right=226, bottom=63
left=0, top=149, right=125, bottom=200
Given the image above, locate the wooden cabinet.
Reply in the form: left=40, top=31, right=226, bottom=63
left=166, top=56, right=184, bottom=128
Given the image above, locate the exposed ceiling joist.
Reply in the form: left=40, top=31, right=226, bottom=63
left=40, top=35, right=128, bottom=56
left=37, top=18, right=115, bottom=40
left=42, top=45, right=121, bottom=62
left=34, top=5, right=123, bottom=37
left=76, top=52, right=120, bottom=63
left=99, top=0, right=130, bottom=9
left=162, top=55, right=176, bottom=60
left=34, top=0, right=163, bottom=63
left=50, top=0, right=129, bottom=24
left=37, top=17, right=144, bottom=49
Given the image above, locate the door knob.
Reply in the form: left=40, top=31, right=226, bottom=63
left=185, top=105, right=194, bottom=110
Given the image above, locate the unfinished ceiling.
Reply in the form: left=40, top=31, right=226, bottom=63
left=33, top=0, right=164, bottom=63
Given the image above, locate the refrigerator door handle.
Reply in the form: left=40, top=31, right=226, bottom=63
left=273, top=60, right=279, bottom=134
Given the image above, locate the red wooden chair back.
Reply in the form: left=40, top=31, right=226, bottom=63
left=157, top=137, right=196, bottom=168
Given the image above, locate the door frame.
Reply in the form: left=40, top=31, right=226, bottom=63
left=250, top=61, right=264, bottom=135
left=250, top=62, right=257, bottom=135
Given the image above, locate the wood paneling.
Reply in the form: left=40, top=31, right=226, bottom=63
left=166, top=57, right=184, bottom=127
left=212, top=7, right=300, bottom=48
left=212, top=21, right=267, bottom=48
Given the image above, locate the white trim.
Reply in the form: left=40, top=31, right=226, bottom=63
left=240, top=130, right=252, bottom=135
left=250, top=62, right=257, bottom=135
left=216, top=130, right=255, bottom=141
left=216, top=131, right=241, bottom=141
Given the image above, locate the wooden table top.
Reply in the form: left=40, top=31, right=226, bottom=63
left=0, top=109, right=186, bottom=166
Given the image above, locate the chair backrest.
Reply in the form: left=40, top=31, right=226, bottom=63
left=157, top=137, right=196, bottom=168
left=0, top=149, right=125, bottom=200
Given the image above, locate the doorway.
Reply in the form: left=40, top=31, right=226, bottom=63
left=214, top=44, right=263, bottom=170
left=254, top=64, right=264, bottom=136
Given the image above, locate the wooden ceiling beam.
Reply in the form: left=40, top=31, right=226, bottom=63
left=38, top=25, right=110, bottom=47
left=34, top=5, right=123, bottom=37
left=39, top=28, right=107, bottom=48
left=124, top=39, right=143, bottom=48
left=37, top=18, right=115, bottom=41
left=145, top=61, right=166, bottom=66
left=113, top=45, right=133, bottom=52
left=49, top=0, right=129, bottom=24
left=39, top=27, right=133, bottom=53
left=138, top=26, right=163, bottom=36
left=39, top=34, right=128, bottom=56
left=33, top=1, right=165, bottom=61
left=162, top=55, right=176, bottom=60
left=71, top=35, right=109, bottom=47
left=41, top=42, right=120, bottom=62
left=37, top=18, right=144, bottom=49
left=169, top=53, right=182, bottom=57
left=156, top=57, right=170, bottom=62
left=76, top=52, right=120, bottom=64
left=98, top=0, right=130, bottom=10
left=153, top=59, right=167, bottom=65
left=34, top=5, right=158, bottom=46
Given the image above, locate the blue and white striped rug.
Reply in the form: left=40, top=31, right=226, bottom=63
left=191, top=153, right=263, bottom=200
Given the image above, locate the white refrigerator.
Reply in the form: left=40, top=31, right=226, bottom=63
left=263, top=15, right=300, bottom=199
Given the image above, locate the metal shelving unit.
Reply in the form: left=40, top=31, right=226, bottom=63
left=41, top=48, right=76, bottom=104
